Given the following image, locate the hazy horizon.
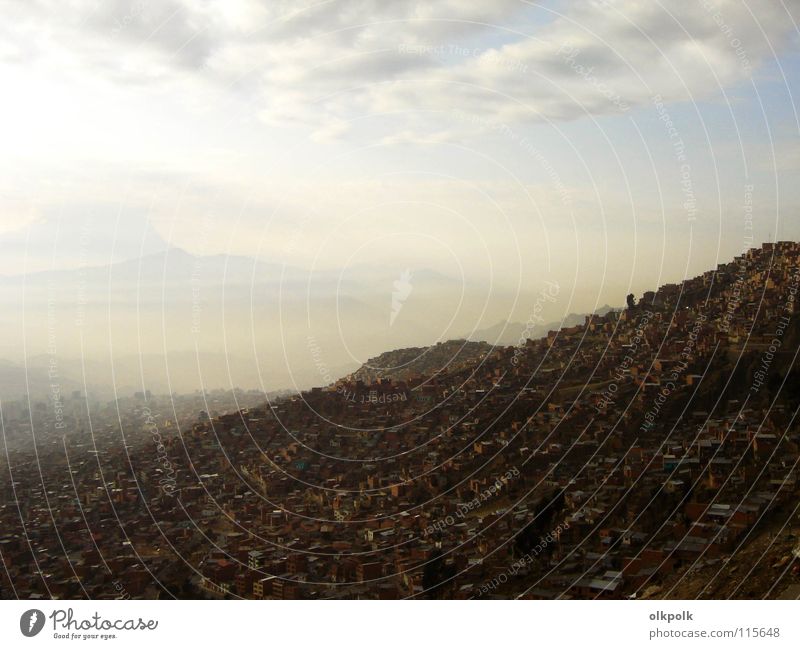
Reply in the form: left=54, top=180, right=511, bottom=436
left=1, top=0, right=798, bottom=395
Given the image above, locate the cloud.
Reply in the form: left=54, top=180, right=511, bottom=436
left=5, top=0, right=794, bottom=136
left=355, top=0, right=796, bottom=125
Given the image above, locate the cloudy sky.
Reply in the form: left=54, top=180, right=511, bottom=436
left=0, top=0, right=798, bottom=319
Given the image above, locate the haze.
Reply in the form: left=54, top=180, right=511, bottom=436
left=0, top=0, right=798, bottom=397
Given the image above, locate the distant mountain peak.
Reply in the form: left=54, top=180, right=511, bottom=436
left=0, top=210, right=169, bottom=276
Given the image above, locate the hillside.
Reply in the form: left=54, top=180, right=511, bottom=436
left=4, top=241, right=800, bottom=600
left=190, top=241, right=800, bottom=599
left=342, top=339, right=493, bottom=385
left=467, top=305, right=619, bottom=346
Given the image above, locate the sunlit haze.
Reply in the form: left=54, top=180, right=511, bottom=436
left=0, top=0, right=798, bottom=393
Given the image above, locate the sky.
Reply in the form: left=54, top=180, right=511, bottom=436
left=0, top=0, right=798, bottom=353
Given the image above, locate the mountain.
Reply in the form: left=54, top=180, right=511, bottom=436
left=0, top=247, right=517, bottom=395
left=0, top=211, right=169, bottom=276
left=168, top=240, right=799, bottom=600
left=4, top=241, right=800, bottom=600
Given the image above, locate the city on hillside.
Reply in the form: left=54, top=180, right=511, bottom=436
left=2, top=242, right=799, bottom=600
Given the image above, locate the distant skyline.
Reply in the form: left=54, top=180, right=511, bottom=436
left=0, top=1, right=798, bottom=340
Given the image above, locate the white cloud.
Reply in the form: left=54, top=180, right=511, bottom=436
left=3, top=0, right=794, bottom=136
